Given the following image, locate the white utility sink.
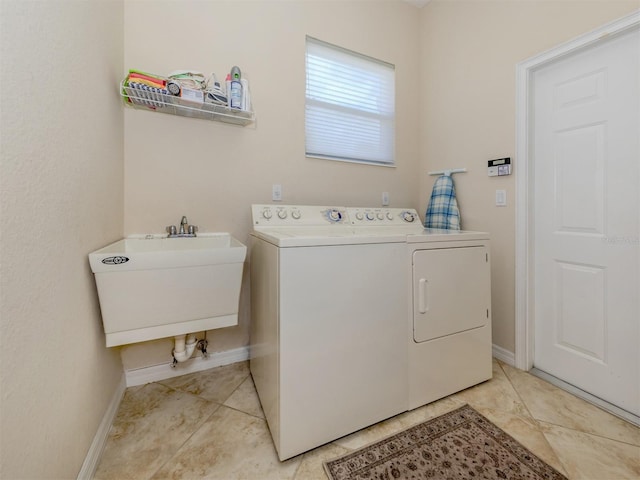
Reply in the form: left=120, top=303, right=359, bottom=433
left=89, top=233, right=247, bottom=347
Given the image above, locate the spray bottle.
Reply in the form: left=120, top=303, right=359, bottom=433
left=229, top=66, right=243, bottom=110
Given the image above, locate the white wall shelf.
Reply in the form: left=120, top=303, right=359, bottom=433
left=120, top=81, right=255, bottom=126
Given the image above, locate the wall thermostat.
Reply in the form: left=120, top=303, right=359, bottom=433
left=488, top=157, right=511, bottom=176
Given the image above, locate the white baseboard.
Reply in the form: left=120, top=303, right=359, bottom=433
left=77, top=374, right=126, bottom=480
left=492, top=344, right=515, bottom=366
left=125, top=346, right=251, bottom=387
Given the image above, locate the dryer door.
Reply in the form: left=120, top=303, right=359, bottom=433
left=413, top=246, right=490, bottom=342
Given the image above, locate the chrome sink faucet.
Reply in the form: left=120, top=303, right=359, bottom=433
left=167, top=215, right=198, bottom=237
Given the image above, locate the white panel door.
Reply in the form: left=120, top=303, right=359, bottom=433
left=533, top=27, right=639, bottom=416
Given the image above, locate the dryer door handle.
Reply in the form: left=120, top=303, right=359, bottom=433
left=418, top=278, right=429, bottom=313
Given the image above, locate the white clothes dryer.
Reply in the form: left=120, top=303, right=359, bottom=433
left=348, top=212, right=493, bottom=408
left=406, top=229, right=493, bottom=409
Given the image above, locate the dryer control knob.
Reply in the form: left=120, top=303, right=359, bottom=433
left=262, top=209, right=273, bottom=219
left=401, top=211, right=416, bottom=222
left=376, top=213, right=384, bottom=220
left=366, top=212, right=374, bottom=221
left=291, top=210, right=301, bottom=219
left=355, top=212, right=364, bottom=221
left=278, top=210, right=287, bottom=219
left=327, top=209, right=343, bottom=223
left=386, top=212, right=394, bottom=220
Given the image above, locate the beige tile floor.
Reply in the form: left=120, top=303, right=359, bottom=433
left=94, top=359, right=640, bottom=480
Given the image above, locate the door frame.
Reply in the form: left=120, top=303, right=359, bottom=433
left=514, top=10, right=640, bottom=371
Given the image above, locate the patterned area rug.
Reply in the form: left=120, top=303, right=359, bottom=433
left=324, top=405, right=567, bottom=480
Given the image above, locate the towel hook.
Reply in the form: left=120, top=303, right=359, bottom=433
left=428, top=168, right=467, bottom=176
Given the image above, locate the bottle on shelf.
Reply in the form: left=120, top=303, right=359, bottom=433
left=229, top=66, right=243, bottom=110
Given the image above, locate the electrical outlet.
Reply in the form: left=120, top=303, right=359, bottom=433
left=495, top=189, right=507, bottom=206
left=272, top=184, right=282, bottom=202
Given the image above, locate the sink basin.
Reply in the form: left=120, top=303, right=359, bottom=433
left=89, top=234, right=246, bottom=271
left=89, top=233, right=247, bottom=347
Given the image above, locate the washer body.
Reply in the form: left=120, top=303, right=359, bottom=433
left=250, top=205, right=412, bottom=460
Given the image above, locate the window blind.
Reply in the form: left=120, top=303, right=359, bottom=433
left=305, top=37, right=395, bottom=166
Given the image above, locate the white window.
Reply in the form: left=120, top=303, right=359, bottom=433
left=305, top=36, right=395, bottom=167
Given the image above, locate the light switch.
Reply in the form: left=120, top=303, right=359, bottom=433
left=272, top=184, right=282, bottom=202
left=495, top=190, right=507, bottom=206
left=382, top=192, right=389, bottom=206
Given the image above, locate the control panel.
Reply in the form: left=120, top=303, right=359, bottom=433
left=488, top=157, right=511, bottom=176
left=252, top=205, right=348, bottom=226
left=252, top=205, right=421, bottom=227
left=347, top=208, right=419, bottom=226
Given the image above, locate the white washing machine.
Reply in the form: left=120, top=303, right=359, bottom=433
left=249, top=204, right=492, bottom=460
left=406, top=229, right=493, bottom=409
left=249, top=204, right=417, bottom=461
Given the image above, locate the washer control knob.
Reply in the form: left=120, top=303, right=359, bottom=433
left=327, top=209, right=343, bottom=223
left=278, top=210, right=287, bottom=219
left=386, top=212, right=394, bottom=220
left=262, top=208, right=272, bottom=219
left=355, top=212, right=364, bottom=221
left=376, top=213, right=384, bottom=220
left=401, top=211, right=416, bottom=223
left=366, top=212, right=374, bottom=221
left=291, top=210, right=301, bottom=219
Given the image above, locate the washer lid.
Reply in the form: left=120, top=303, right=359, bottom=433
left=251, top=227, right=408, bottom=247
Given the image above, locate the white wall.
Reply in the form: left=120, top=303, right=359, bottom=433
left=418, top=0, right=639, bottom=353
left=121, top=0, right=422, bottom=369
left=0, top=1, right=125, bottom=478
left=121, top=0, right=639, bottom=369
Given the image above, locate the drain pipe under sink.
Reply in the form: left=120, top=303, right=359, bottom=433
left=173, top=333, right=197, bottom=363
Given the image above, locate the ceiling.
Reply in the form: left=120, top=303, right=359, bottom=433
left=404, top=0, right=432, bottom=8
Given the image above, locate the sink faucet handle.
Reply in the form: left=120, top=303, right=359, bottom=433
left=188, top=225, right=197, bottom=235
left=166, top=225, right=177, bottom=235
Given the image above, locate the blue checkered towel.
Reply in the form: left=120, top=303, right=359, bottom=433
left=424, top=174, right=461, bottom=230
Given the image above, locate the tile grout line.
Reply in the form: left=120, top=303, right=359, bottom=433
left=145, top=401, right=223, bottom=480
left=491, top=360, right=543, bottom=429
left=496, top=361, right=538, bottom=422
left=534, top=417, right=640, bottom=449
left=290, top=453, right=305, bottom=480
left=145, top=370, right=256, bottom=478
left=145, top=376, right=230, bottom=480
left=155, top=364, right=251, bottom=404
left=222, top=403, right=267, bottom=422
left=499, top=363, right=640, bottom=448
left=220, top=372, right=252, bottom=405
left=496, top=361, right=571, bottom=477
left=220, top=373, right=273, bottom=422
left=530, top=368, right=640, bottom=428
